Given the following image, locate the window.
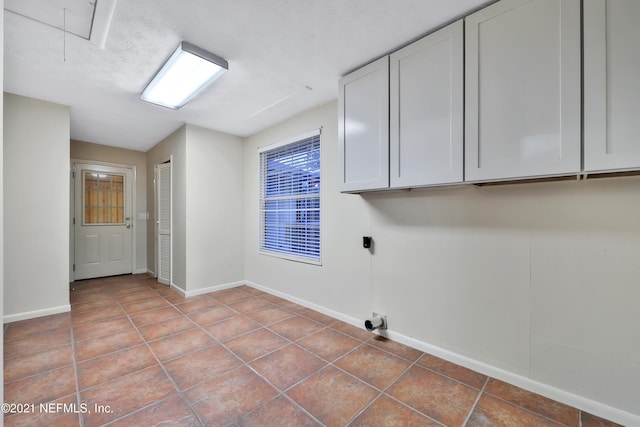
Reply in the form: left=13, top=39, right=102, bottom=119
left=83, top=171, right=125, bottom=224
left=259, top=130, right=321, bottom=263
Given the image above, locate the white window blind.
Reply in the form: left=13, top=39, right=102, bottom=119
left=259, top=131, right=321, bottom=263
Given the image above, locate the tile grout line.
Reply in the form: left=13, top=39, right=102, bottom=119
left=461, top=375, right=489, bottom=426
left=230, top=294, right=350, bottom=426
left=1, top=351, right=76, bottom=385
left=196, top=289, right=437, bottom=426
left=277, top=393, right=327, bottom=426
left=481, top=386, right=578, bottom=427
left=73, top=278, right=205, bottom=425
left=335, top=342, right=391, bottom=427
left=290, top=337, right=415, bottom=425
left=151, top=287, right=312, bottom=424
left=188, top=289, right=363, bottom=425
left=112, top=284, right=207, bottom=427
left=186, top=292, right=319, bottom=425
left=238, top=354, right=326, bottom=426
left=68, top=311, right=86, bottom=427
left=349, top=356, right=447, bottom=427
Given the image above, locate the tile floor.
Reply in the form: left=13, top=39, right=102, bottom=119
left=3, top=274, right=622, bottom=426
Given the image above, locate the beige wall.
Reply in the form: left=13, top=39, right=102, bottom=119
left=185, top=124, right=244, bottom=291
left=71, top=140, right=147, bottom=275
left=244, top=101, right=373, bottom=317
left=145, top=124, right=244, bottom=293
left=243, top=100, right=640, bottom=423
left=4, top=93, right=70, bottom=321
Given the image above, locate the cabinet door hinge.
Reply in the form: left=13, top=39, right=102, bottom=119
left=73, top=264, right=76, bottom=272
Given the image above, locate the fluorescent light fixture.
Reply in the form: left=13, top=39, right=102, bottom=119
left=140, top=41, right=228, bottom=110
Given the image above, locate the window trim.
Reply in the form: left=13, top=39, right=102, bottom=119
left=258, top=129, right=322, bottom=266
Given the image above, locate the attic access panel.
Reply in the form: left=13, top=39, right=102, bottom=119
left=5, top=0, right=97, bottom=39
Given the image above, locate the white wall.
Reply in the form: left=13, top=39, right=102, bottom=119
left=4, top=93, right=70, bottom=321
left=244, top=101, right=373, bottom=322
left=366, top=178, right=640, bottom=416
left=185, top=125, right=244, bottom=292
left=146, top=125, right=187, bottom=290
left=243, top=100, right=640, bottom=423
left=71, top=140, right=147, bottom=274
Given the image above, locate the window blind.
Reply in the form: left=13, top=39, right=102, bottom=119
left=259, top=131, right=321, bottom=262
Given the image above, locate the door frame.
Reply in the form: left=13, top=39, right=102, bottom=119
left=70, top=158, right=137, bottom=282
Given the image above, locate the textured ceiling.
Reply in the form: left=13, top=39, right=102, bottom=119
left=4, top=0, right=491, bottom=152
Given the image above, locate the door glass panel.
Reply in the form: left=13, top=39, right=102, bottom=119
left=83, top=171, right=125, bottom=224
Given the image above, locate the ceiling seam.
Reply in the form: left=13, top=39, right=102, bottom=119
left=4, top=8, right=91, bottom=40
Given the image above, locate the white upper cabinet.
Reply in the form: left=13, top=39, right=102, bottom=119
left=338, top=56, right=389, bottom=192
left=584, top=0, right=640, bottom=173
left=465, top=0, right=581, bottom=182
left=390, top=20, right=464, bottom=188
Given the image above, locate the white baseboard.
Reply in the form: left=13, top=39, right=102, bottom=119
left=382, top=330, right=639, bottom=427
left=135, top=268, right=148, bottom=274
left=244, top=281, right=640, bottom=427
left=183, top=281, right=246, bottom=297
left=170, top=282, right=185, bottom=296
left=4, top=304, right=71, bottom=323
left=245, top=281, right=363, bottom=327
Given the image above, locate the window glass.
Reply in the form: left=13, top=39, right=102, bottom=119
left=259, top=132, right=321, bottom=263
left=83, top=171, right=125, bottom=224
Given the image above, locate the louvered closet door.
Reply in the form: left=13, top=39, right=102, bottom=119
left=157, top=162, right=172, bottom=285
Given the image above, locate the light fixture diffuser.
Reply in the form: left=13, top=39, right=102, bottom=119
left=140, top=41, right=228, bottom=110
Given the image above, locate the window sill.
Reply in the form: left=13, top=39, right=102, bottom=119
left=258, top=250, right=322, bottom=266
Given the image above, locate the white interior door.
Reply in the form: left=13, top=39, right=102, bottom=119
left=157, top=161, right=172, bottom=285
left=74, top=163, right=133, bottom=280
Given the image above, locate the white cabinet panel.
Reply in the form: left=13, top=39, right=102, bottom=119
left=339, top=56, right=389, bottom=192
left=465, top=0, right=581, bottom=182
left=584, top=0, right=640, bottom=172
left=390, top=20, right=463, bottom=188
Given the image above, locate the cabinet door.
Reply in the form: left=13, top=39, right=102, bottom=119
left=390, top=20, right=463, bottom=188
left=465, top=0, right=581, bottom=182
left=338, top=56, right=389, bottom=192
left=584, top=0, right=640, bottom=172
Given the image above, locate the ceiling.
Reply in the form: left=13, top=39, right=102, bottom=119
left=4, top=0, right=491, bottom=152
